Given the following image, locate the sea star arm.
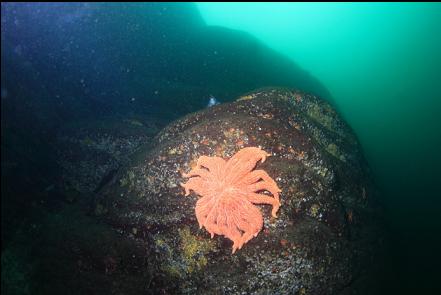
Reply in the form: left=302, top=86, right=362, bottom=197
left=222, top=206, right=244, bottom=254
left=245, top=180, right=281, bottom=202
left=196, top=156, right=226, bottom=177
left=239, top=169, right=281, bottom=189
left=180, top=177, right=207, bottom=196
left=224, top=147, right=269, bottom=183
left=182, top=168, right=211, bottom=179
left=195, top=195, right=218, bottom=229
left=234, top=200, right=264, bottom=252
left=245, top=192, right=280, bottom=218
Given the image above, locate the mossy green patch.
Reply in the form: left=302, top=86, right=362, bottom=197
left=307, top=103, right=335, bottom=132
left=155, top=227, right=215, bottom=279
left=326, top=143, right=346, bottom=162
left=179, top=227, right=215, bottom=273
left=120, top=170, right=135, bottom=187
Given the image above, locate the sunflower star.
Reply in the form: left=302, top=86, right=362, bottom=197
left=181, top=147, right=281, bottom=254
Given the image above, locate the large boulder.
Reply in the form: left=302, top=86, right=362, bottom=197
left=95, top=88, right=385, bottom=294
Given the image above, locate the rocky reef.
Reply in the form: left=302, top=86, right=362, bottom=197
left=93, top=88, right=386, bottom=294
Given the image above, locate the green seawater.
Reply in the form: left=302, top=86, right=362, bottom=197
left=197, top=2, right=441, bottom=293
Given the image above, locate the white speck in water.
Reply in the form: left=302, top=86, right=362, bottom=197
left=207, top=95, right=220, bottom=107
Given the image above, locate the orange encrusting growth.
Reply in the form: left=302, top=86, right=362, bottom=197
left=181, top=147, right=281, bottom=254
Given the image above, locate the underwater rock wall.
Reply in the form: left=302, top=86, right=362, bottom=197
left=95, top=88, right=385, bottom=294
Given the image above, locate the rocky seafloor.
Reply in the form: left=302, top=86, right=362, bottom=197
left=2, top=88, right=387, bottom=295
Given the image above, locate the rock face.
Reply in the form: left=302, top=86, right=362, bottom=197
left=95, top=88, right=384, bottom=294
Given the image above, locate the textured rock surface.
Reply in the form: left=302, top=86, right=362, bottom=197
left=95, top=88, right=385, bottom=294
left=54, top=117, right=161, bottom=194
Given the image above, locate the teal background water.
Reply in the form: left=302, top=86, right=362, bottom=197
left=197, top=2, right=441, bottom=292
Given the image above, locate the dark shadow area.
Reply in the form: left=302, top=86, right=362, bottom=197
left=1, top=2, right=331, bottom=245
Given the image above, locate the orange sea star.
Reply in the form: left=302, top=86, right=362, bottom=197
left=181, top=147, right=281, bottom=253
